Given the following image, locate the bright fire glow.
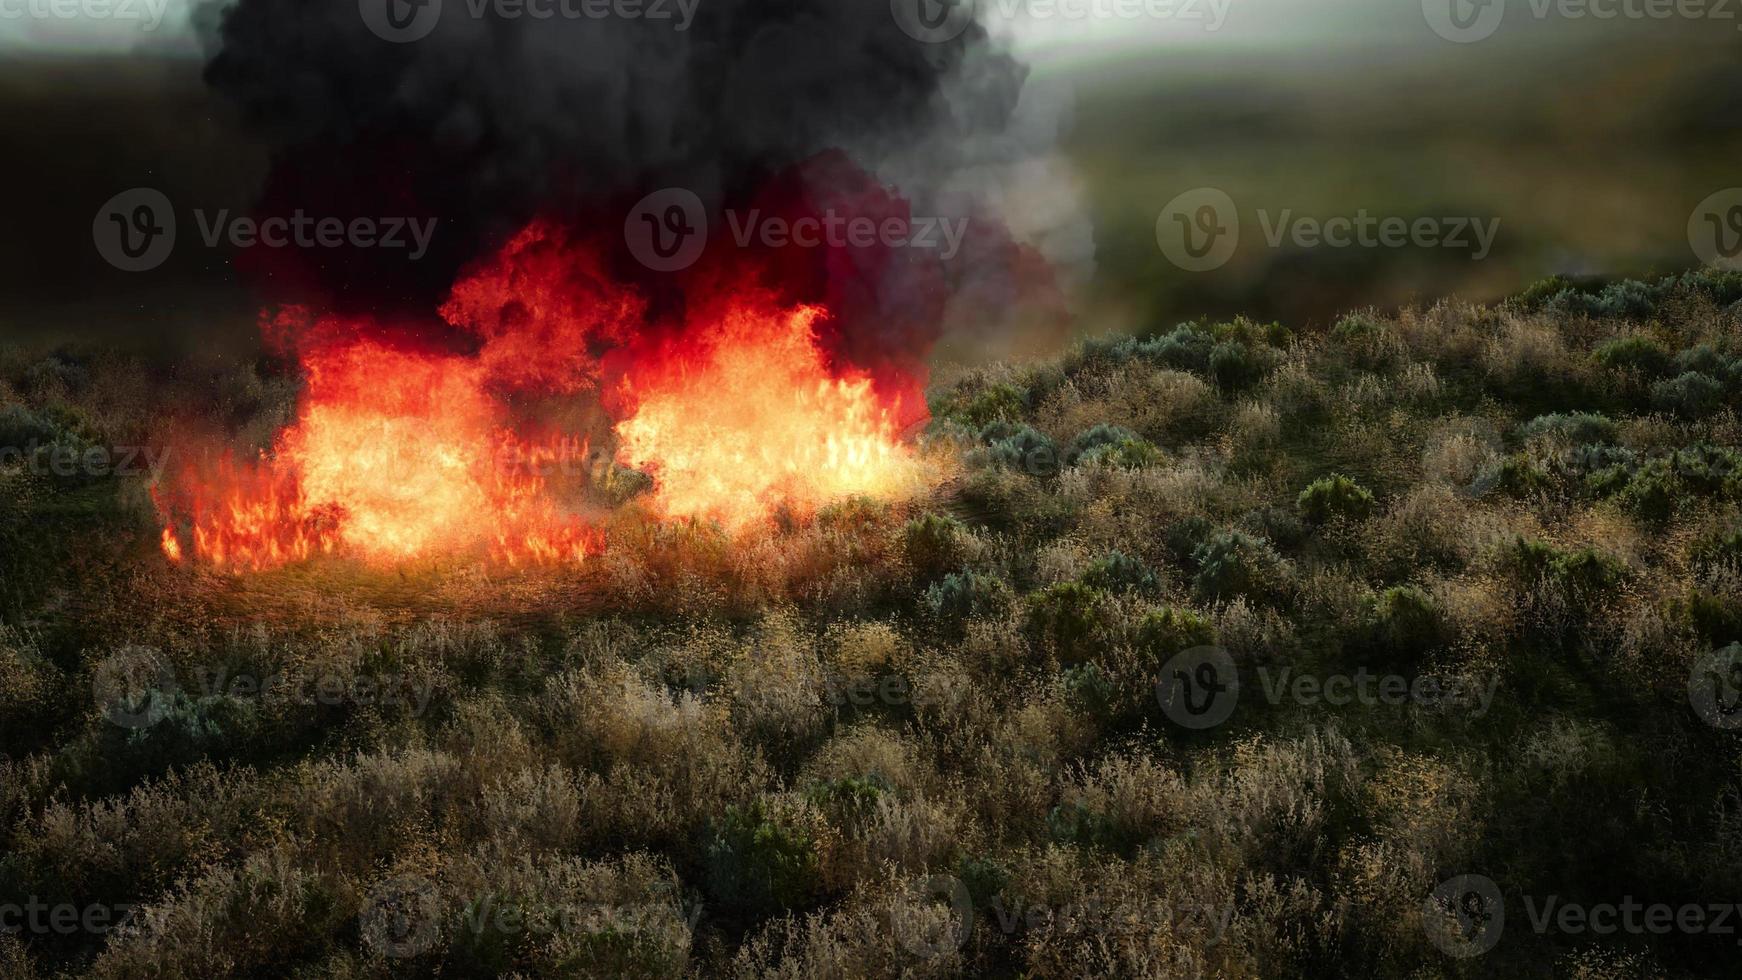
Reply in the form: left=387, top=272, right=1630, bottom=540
left=154, top=223, right=930, bottom=571
left=614, top=303, right=921, bottom=529
left=155, top=340, right=601, bottom=573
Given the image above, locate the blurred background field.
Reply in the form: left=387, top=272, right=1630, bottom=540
left=2, top=2, right=1739, bottom=352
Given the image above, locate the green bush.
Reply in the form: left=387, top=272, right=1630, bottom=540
left=704, top=799, right=823, bottom=918
left=1366, top=586, right=1446, bottom=662
left=1080, top=551, right=1158, bottom=594
left=1508, top=539, right=1627, bottom=602
left=1135, top=606, right=1216, bottom=663
left=1192, top=530, right=1289, bottom=602
left=938, top=381, right=1026, bottom=430
left=902, top=512, right=967, bottom=580
left=1025, top=583, right=1112, bottom=664
left=1070, top=425, right=1161, bottom=469
left=923, top=569, right=1013, bottom=624
left=980, top=423, right=1060, bottom=477
left=1519, top=412, right=1617, bottom=446
left=1651, top=371, right=1726, bottom=417
left=1674, top=344, right=1734, bottom=378
left=1297, top=474, right=1376, bottom=524
left=1209, top=340, right=1266, bottom=391
left=1593, top=334, right=1672, bottom=376
left=1134, top=324, right=1215, bottom=374
left=804, top=774, right=890, bottom=829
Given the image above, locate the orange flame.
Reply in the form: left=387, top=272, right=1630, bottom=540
left=155, top=219, right=929, bottom=572
left=614, top=303, right=921, bottom=529
left=157, top=339, right=600, bottom=572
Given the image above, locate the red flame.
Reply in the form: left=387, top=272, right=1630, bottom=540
left=155, top=187, right=937, bottom=571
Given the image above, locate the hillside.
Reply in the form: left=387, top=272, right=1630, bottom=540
left=4, top=272, right=1742, bottom=977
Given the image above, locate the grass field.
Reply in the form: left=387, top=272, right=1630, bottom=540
left=4, top=270, right=1742, bottom=976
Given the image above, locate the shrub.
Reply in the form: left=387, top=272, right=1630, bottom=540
left=1614, top=459, right=1680, bottom=523
left=1209, top=340, right=1266, bottom=391
left=1592, top=335, right=1671, bottom=376
left=1691, top=529, right=1742, bottom=571
left=1555, top=279, right=1669, bottom=320
left=1061, top=662, right=1115, bottom=715
left=704, top=799, right=825, bottom=917
left=923, top=570, right=1013, bottom=624
left=1135, top=607, right=1216, bottom=663
left=1025, top=583, right=1113, bottom=664
left=1674, top=344, right=1734, bottom=378
left=938, top=381, right=1025, bottom=430
left=1485, top=455, right=1556, bottom=498
left=1080, top=551, right=1159, bottom=594
left=1507, top=539, right=1626, bottom=601
left=1519, top=412, right=1617, bottom=446
left=1366, top=586, right=1446, bottom=661
left=901, top=512, right=967, bottom=580
left=1163, top=516, right=1217, bottom=565
left=804, top=774, right=890, bottom=830
left=981, top=423, right=1060, bottom=478
left=1134, top=324, right=1214, bottom=374
left=1650, top=371, right=1725, bottom=417
left=1192, top=530, right=1289, bottom=602
left=1297, top=474, right=1376, bottom=524
left=1070, top=425, right=1161, bottom=469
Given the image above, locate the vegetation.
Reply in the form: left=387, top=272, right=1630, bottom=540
left=2, top=274, right=1742, bottom=976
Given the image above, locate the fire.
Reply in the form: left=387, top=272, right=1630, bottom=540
left=156, top=336, right=601, bottom=573
left=614, top=302, right=921, bottom=528
left=154, top=217, right=931, bottom=572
